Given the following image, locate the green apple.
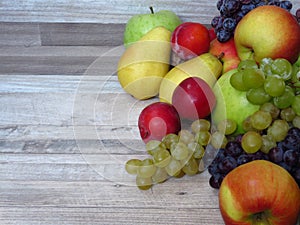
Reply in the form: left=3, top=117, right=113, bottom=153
left=212, top=69, right=259, bottom=134
left=123, top=7, right=181, bottom=47
left=234, top=5, right=300, bottom=64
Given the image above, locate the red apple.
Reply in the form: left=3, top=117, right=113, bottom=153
left=234, top=5, right=300, bottom=64
left=208, top=27, right=217, bottom=42
left=171, top=22, right=210, bottom=60
left=219, top=160, right=300, bottom=225
left=209, top=37, right=240, bottom=74
left=138, top=102, right=181, bottom=143
left=172, top=77, right=216, bottom=120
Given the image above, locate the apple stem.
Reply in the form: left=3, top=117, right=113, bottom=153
left=149, top=6, right=154, bottom=14
left=252, top=212, right=272, bottom=225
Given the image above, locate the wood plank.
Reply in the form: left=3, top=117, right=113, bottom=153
left=40, top=23, right=125, bottom=46
left=0, top=206, right=224, bottom=225
left=0, top=45, right=121, bottom=75
left=0, top=0, right=219, bottom=24
left=0, top=177, right=219, bottom=208
left=0, top=22, right=41, bottom=46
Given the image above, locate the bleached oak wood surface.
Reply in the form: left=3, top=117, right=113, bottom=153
left=1, top=1, right=300, bottom=224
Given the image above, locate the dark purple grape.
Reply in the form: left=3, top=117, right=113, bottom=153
left=255, top=2, right=266, bottom=7
left=220, top=5, right=231, bottom=16
left=225, top=141, right=243, bottom=157
left=217, top=0, right=224, bottom=10
left=209, top=173, right=224, bottom=189
left=239, top=0, right=252, bottom=4
left=216, top=29, right=232, bottom=42
left=296, top=9, right=300, bottom=21
left=251, top=0, right=261, bottom=4
left=218, top=156, right=237, bottom=174
left=268, top=147, right=284, bottom=163
left=241, top=4, right=256, bottom=14
left=287, top=127, right=300, bottom=139
left=223, top=17, right=237, bottom=31
left=292, top=168, right=300, bottom=187
left=283, top=150, right=299, bottom=167
left=268, top=0, right=280, bottom=6
left=224, top=0, right=241, bottom=14
left=280, top=1, right=293, bottom=11
left=213, top=148, right=227, bottom=163
left=252, top=150, right=268, bottom=160
left=208, top=163, right=219, bottom=175
left=235, top=134, right=243, bottom=143
left=281, top=134, right=299, bottom=150
left=278, top=161, right=293, bottom=173
left=211, top=16, right=221, bottom=28
left=237, top=154, right=252, bottom=165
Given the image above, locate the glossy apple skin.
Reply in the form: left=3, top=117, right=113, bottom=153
left=219, top=160, right=300, bottom=225
left=124, top=9, right=181, bottom=47
left=209, top=37, right=240, bottom=74
left=138, top=102, right=181, bottom=143
left=234, top=5, right=300, bottom=64
left=171, top=22, right=210, bottom=60
left=208, top=27, right=217, bottom=42
left=172, top=77, right=216, bottom=120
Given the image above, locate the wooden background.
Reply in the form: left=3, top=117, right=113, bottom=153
left=0, top=0, right=300, bottom=224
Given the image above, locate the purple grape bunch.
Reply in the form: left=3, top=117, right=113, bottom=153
left=208, top=127, right=300, bottom=189
left=211, top=0, right=294, bottom=43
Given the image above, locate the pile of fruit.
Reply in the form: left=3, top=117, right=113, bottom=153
left=117, top=1, right=300, bottom=224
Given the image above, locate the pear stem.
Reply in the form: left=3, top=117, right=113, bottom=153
left=149, top=6, right=154, bottom=14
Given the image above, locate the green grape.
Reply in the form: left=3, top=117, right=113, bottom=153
left=242, top=116, right=256, bottom=132
left=217, top=119, right=237, bottom=135
left=162, top=133, right=179, bottom=149
left=292, top=95, right=300, bottom=116
left=280, top=107, right=296, bottom=122
left=165, top=158, right=182, bottom=176
left=241, top=131, right=262, bottom=154
left=271, top=58, right=293, bottom=80
left=238, top=59, right=258, bottom=71
left=259, top=58, right=273, bottom=75
left=153, top=149, right=171, bottom=168
left=292, top=116, right=300, bottom=128
left=137, top=158, right=157, bottom=178
left=182, top=157, right=198, bottom=176
left=188, top=142, right=205, bottom=159
left=195, top=130, right=211, bottom=146
left=191, top=119, right=210, bottom=133
left=260, top=102, right=280, bottom=119
left=250, top=110, right=272, bottom=130
left=152, top=167, right=168, bottom=184
left=267, top=120, right=289, bottom=142
left=178, top=129, right=195, bottom=144
left=242, top=68, right=265, bottom=89
left=230, top=71, right=248, bottom=91
left=264, top=75, right=286, bottom=97
left=173, top=169, right=185, bottom=178
left=260, top=135, right=276, bottom=154
left=146, top=140, right=166, bottom=155
left=210, top=131, right=227, bottom=149
left=273, top=86, right=295, bottom=109
left=291, top=64, right=300, bottom=88
left=170, top=142, right=189, bottom=161
left=246, top=87, right=272, bottom=105
left=125, top=158, right=142, bottom=175
left=136, top=176, right=152, bottom=190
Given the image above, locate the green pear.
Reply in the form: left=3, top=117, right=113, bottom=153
left=212, top=69, right=260, bottom=134
left=117, top=26, right=172, bottom=100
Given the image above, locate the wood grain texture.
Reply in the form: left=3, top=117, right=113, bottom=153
left=0, top=39, right=226, bottom=224
left=0, top=0, right=219, bottom=24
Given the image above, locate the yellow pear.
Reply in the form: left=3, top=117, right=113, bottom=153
left=117, top=26, right=172, bottom=100
left=159, top=53, right=223, bottom=103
